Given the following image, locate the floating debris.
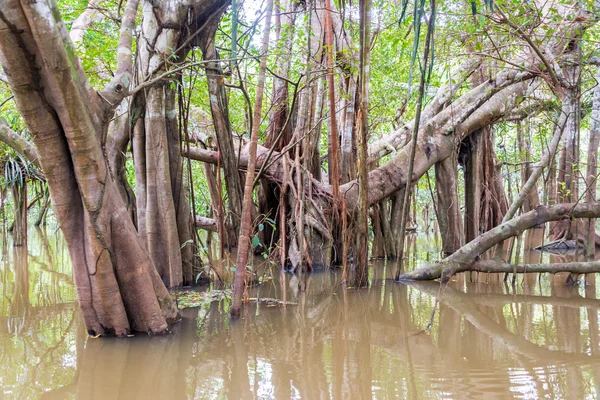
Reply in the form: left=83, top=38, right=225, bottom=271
left=173, top=289, right=231, bottom=309
left=173, top=289, right=296, bottom=309
left=247, top=297, right=297, bottom=307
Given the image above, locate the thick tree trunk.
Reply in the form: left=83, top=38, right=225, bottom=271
left=0, top=0, right=183, bottom=335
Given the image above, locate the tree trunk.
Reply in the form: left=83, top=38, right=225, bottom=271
left=0, top=0, right=186, bottom=335
left=435, top=152, right=463, bottom=255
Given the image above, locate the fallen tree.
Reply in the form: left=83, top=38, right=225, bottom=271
left=399, top=202, right=600, bottom=282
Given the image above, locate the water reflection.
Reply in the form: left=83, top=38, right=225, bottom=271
left=0, top=228, right=599, bottom=399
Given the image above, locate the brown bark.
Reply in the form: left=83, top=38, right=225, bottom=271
left=0, top=118, right=41, bottom=169
left=324, top=0, right=340, bottom=206
left=0, top=0, right=179, bottom=335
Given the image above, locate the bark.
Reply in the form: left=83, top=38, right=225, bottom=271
left=194, top=215, right=217, bottom=232
left=400, top=202, right=600, bottom=282
left=0, top=0, right=179, bottom=335
left=105, top=102, right=136, bottom=222
left=132, top=0, right=228, bottom=286
left=461, top=130, right=482, bottom=243
left=554, top=39, right=582, bottom=240
left=231, top=0, right=273, bottom=319
left=258, top=0, right=297, bottom=250
left=456, top=259, right=600, bottom=275
left=324, top=0, right=340, bottom=205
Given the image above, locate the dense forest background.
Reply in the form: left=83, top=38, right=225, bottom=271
left=0, top=0, right=599, bottom=335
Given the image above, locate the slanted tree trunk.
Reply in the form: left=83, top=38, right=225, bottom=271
left=0, top=0, right=184, bottom=335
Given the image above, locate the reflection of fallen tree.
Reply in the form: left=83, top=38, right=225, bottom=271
left=457, top=260, right=600, bottom=276
left=450, top=286, right=600, bottom=310
left=408, top=281, right=600, bottom=364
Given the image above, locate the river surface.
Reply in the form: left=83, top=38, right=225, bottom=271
left=1, top=227, right=600, bottom=399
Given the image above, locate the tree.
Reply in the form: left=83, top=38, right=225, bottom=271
left=0, top=0, right=234, bottom=335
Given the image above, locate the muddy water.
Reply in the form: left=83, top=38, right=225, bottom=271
left=1, top=228, right=600, bottom=399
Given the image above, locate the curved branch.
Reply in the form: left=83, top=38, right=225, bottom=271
left=0, top=118, right=41, bottom=169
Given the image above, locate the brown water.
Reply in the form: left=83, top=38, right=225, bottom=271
left=1, top=228, right=600, bottom=399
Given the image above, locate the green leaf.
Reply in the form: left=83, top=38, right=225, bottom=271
left=252, top=235, right=261, bottom=248
left=258, top=223, right=264, bottom=232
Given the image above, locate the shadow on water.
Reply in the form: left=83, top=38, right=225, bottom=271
left=1, top=228, right=600, bottom=399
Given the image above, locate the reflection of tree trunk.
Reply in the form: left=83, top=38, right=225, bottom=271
left=230, top=323, right=252, bottom=398
left=9, top=245, right=29, bottom=334
left=411, top=282, right=595, bottom=363
left=11, top=182, right=27, bottom=247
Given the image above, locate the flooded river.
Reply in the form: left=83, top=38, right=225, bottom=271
left=1, top=228, right=600, bottom=399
